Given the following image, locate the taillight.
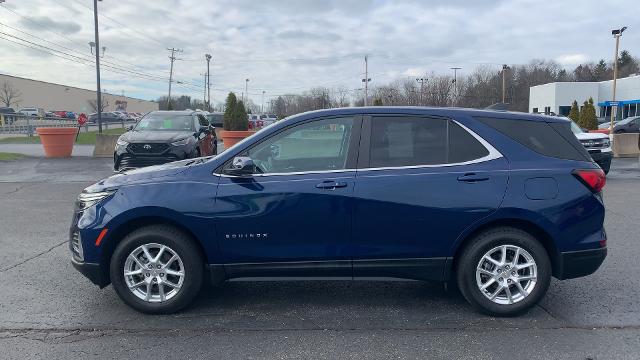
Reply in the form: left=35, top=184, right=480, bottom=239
left=572, top=169, right=606, bottom=193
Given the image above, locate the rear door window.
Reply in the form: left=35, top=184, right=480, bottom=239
left=368, top=116, right=490, bottom=167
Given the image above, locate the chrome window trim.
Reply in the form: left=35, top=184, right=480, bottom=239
left=219, top=119, right=502, bottom=178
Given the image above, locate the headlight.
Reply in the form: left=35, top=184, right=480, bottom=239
left=76, top=190, right=116, bottom=211
left=116, top=138, right=128, bottom=147
left=171, top=138, right=189, bottom=146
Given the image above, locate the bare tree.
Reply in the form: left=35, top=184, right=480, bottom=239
left=0, top=81, right=22, bottom=107
left=87, top=95, right=110, bottom=112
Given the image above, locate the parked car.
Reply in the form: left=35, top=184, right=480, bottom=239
left=612, top=116, right=640, bottom=133
left=259, top=114, right=277, bottom=126
left=88, top=112, right=122, bottom=123
left=18, top=107, right=44, bottom=117
left=569, top=121, right=612, bottom=174
left=248, top=114, right=264, bottom=129
left=113, top=110, right=217, bottom=171
left=0, top=107, right=18, bottom=125
left=206, top=112, right=224, bottom=128
left=71, top=107, right=606, bottom=316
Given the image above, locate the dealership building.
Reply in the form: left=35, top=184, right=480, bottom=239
left=0, top=73, right=158, bottom=114
left=529, top=74, right=640, bottom=119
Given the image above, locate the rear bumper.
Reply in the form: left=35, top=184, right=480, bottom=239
left=72, top=258, right=109, bottom=288
left=556, top=247, right=607, bottom=280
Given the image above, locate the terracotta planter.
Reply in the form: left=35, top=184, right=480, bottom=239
left=219, top=130, right=254, bottom=149
left=36, top=127, right=77, bottom=158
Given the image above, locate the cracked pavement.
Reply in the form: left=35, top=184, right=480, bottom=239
left=0, top=157, right=639, bottom=359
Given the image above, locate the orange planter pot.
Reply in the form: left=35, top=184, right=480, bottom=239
left=36, top=127, right=78, bottom=158
left=219, top=130, right=254, bottom=149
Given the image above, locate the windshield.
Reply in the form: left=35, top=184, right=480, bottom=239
left=134, top=114, right=194, bottom=131
left=569, top=121, right=583, bottom=134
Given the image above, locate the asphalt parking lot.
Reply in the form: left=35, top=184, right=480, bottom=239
left=1, top=156, right=639, bottom=359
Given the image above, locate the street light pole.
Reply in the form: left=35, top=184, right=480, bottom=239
left=502, top=64, right=509, bottom=104
left=451, top=67, right=461, bottom=107
left=362, top=55, right=371, bottom=106
left=416, top=78, right=427, bottom=106
left=205, top=53, right=212, bottom=111
left=610, top=26, right=627, bottom=133
left=93, top=0, right=103, bottom=133
left=244, top=79, right=249, bottom=104
left=261, top=90, right=265, bottom=114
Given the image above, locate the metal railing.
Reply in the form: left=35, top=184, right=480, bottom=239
left=0, top=114, right=137, bottom=135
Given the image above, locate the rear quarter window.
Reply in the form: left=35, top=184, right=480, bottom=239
left=475, top=117, right=591, bottom=161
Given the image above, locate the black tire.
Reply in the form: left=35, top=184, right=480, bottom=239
left=110, top=225, right=204, bottom=314
left=456, top=227, right=551, bottom=316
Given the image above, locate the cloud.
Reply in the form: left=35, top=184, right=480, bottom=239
left=19, top=16, right=81, bottom=35
left=556, top=54, right=590, bottom=66
left=0, top=0, right=638, bottom=104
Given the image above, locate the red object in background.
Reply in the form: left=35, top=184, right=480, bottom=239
left=590, top=129, right=610, bottom=135
left=77, top=113, right=88, bottom=126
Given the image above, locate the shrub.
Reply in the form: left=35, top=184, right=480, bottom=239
left=222, top=92, right=248, bottom=131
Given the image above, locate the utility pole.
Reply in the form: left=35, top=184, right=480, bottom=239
left=261, top=90, right=265, bottom=114
left=92, top=0, right=103, bottom=133
left=166, top=47, right=182, bottom=109
left=451, top=67, right=461, bottom=107
left=362, top=55, right=371, bottom=106
left=610, top=26, right=627, bottom=132
left=244, top=78, right=249, bottom=104
left=502, top=64, right=509, bottom=104
left=416, top=78, right=427, bottom=106
left=205, top=53, right=212, bottom=111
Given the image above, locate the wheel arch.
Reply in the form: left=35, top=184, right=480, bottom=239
left=99, top=216, right=209, bottom=285
left=451, top=218, right=561, bottom=279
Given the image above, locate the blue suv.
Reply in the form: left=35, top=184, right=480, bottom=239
left=70, top=107, right=607, bottom=316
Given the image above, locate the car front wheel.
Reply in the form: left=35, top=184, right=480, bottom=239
left=456, top=227, right=551, bottom=316
left=110, top=225, right=204, bottom=314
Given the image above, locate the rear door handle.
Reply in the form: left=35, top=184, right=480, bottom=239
left=315, top=181, right=348, bottom=189
left=457, top=173, right=489, bottom=182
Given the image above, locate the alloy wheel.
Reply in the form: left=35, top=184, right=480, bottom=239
left=123, top=243, right=185, bottom=303
left=475, top=245, right=538, bottom=305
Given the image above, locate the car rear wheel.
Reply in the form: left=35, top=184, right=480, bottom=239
left=110, top=225, right=203, bottom=314
left=456, top=227, right=551, bottom=316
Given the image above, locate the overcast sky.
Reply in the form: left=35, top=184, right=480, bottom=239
left=0, top=0, right=638, bottom=106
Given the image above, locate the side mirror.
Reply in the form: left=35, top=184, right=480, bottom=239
left=199, top=126, right=211, bottom=135
left=223, top=156, right=255, bottom=176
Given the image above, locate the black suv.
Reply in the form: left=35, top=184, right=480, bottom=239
left=113, top=111, right=217, bottom=171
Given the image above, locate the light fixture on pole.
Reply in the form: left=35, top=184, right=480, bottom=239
left=610, top=26, right=627, bottom=133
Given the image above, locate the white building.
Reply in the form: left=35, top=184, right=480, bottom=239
left=0, top=73, right=158, bottom=114
left=529, top=74, right=640, bottom=119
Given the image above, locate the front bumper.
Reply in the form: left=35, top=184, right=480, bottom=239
left=114, top=143, right=193, bottom=171
left=589, top=149, right=613, bottom=172
left=556, top=247, right=607, bottom=280
left=71, top=258, right=109, bottom=288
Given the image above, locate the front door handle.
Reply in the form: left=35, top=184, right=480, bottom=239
left=457, top=173, right=489, bottom=183
left=315, top=181, right=348, bottom=190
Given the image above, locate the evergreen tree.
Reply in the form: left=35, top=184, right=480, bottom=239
left=223, top=92, right=238, bottom=130
left=232, top=100, right=249, bottom=131
left=568, top=100, right=580, bottom=123
left=578, top=97, right=598, bottom=130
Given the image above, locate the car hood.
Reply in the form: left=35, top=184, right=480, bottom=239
left=83, top=158, right=202, bottom=193
left=120, top=130, right=193, bottom=142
